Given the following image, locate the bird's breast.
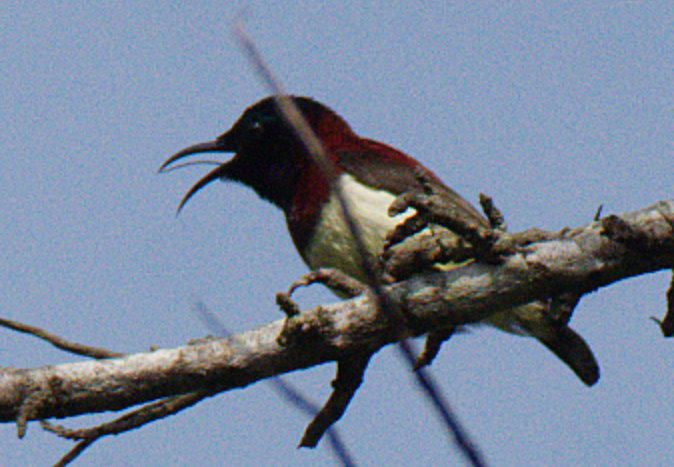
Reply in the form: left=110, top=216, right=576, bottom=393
left=300, top=174, right=414, bottom=282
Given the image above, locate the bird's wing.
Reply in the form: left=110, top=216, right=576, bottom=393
left=335, top=141, right=489, bottom=228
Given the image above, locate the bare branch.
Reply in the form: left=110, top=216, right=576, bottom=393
left=0, top=318, right=122, bottom=360
left=41, top=391, right=213, bottom=441
left=52, top=438, right=95, bottom=467
left=0, top=318, right=222, bottom=465
left=299, top=353, right=371, bottom=448
left=1, top=200, right=671, bottom=428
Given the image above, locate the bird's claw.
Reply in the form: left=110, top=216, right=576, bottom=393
left=277, top=269, right=368, bottom=347
left=285, top=268, right=368, bottom=299
left=382, top=175, right=506, bottom=284
left=382, top=226, right=472, bottom=282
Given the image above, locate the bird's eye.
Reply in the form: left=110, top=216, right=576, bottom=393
left=244, top=111, right=278, bottom=137
left=247, top=118, right=264, bottom=136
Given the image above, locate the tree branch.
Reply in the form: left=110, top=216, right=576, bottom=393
left=1, top=200, right=672, bottom=430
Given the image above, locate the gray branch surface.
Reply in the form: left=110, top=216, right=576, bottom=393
left=1, top=200, right=673, bottom=426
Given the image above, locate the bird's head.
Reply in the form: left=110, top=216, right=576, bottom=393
left=159, top=96, right=354, bottom=213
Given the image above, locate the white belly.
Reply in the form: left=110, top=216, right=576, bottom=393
left=302, top=174, right=414, bottom=281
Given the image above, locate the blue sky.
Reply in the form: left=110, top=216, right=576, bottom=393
left=2, top=2, right=673, bottom=466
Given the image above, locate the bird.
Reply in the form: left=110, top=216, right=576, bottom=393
left=160, top=95, right=599, bottom=386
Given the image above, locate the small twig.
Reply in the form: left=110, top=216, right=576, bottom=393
left=594, top=204, right=604, bottom=221
left=651, top=273, right=674, bottom=338
left=52, top=438, right=95, bottom=467
left=478, top=194, right=507, bottom=231
left=42, top=391, right=213, bottom=441
left=0, top=318, right=122, bottom=359
left=16, top=384, right=48, bottom=438
left=267, top=377, right=357, bottom=467
left=299, top=353, right=371, bottom=448
left=41, top=390, right=214, bottom=466
left=412, top=326, right=457, bottom=370
left=396, top=339, right=485, bottom=466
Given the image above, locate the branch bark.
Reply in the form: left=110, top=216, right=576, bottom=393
left=1, top=200, right=673, bottom=428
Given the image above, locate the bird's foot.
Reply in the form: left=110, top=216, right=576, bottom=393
left=386, top=169, right=499, bottom=255
left=382, top=172, right=569, bottom=281
left=381, top=172, right=502, bottom=283
left=276, top=292, right=331, bottom=348
left=276, top=269, right=368, bottom=347
left=285, top=268, right=368, bottom=299
left=382, top=225, right=473, bottom=281
left=275, top=291, right=303, bottom=347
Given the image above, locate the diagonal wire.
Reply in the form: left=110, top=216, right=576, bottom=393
left=194, top=302, right=357, bottom=467
left=233, top=17, right=486, bottom=467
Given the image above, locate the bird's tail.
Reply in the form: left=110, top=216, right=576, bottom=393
left=486, top=302, right=600, bottom=387
left=534, top=324, right=600, bottom=387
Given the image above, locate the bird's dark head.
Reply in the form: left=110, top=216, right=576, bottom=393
left=159, top=96, right=354, bottom=212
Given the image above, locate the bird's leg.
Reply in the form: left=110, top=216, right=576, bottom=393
left=381, top=226, right=468, bottom=369
left=276, top=268, right=367, bottom=323
left=383, top=181, right=567, bottom=282
left=276, top=292, right=302, bottom=319
left=381, top=173, right=493, bottom=366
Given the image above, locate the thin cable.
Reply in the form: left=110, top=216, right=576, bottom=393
left=233, top=18, right=487, bottom=467
left=194, top=302, right=358, bottom=467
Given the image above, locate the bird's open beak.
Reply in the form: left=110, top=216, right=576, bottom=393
left=159, top=136, right=235, bottom=213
